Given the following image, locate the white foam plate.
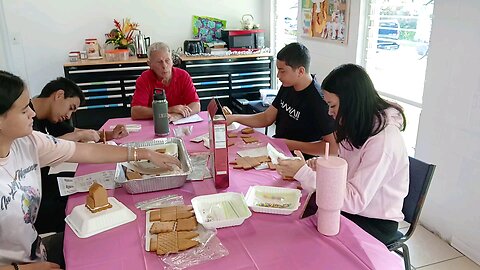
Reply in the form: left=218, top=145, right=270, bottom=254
left=191, top=192, right=251, bottom=229
left=245, top=186, right=301, bottom=215
left=65, top=197, right=136, bottom=238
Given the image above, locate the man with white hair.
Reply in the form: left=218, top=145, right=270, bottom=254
left=131, top=42, right=200, bottom=120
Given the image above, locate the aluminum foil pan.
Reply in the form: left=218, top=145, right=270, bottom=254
left=114, top=138, right=192, bottom=194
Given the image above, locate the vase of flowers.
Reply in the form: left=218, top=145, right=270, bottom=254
left=105, top=18, right=138, bottom=54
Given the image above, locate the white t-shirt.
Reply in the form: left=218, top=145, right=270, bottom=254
left=0, top=131, right=75, bottom=266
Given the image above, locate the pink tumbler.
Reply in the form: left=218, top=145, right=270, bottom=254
left=315, top=155, right=347, bottom=236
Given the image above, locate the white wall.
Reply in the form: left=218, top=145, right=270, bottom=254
left=1, top=0, right=269, bottom=96
left=415, top=0, right=480, bottom=264
left=0, top=0, right=11, bottom=71
left=297, top=0, right=366, bottom=80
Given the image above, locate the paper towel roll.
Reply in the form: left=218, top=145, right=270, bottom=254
left=315, top=156, right=348, bottom=236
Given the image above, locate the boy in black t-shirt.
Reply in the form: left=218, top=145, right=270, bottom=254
left=31, top=77, right=129, bottom=233
left=226, top=43, right=337, bottom=157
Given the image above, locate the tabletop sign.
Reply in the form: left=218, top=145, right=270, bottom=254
left=207, top=98, right=229, bottom=189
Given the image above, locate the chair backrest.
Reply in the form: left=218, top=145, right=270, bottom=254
left=401, top=156, right=436, bottom=238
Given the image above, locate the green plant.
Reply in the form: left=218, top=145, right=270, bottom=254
left=105, top=18, right=138, bottom=50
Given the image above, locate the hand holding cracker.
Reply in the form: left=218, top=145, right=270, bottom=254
left=111, top=124, right=129, bottom=139
left=222, top=106, right=232, bottom=115
left=276, top=150, right=306, bottom=179
left=147, top=149, right=181, bottom=170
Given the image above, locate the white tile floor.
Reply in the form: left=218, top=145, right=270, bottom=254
left=398, top=222, right=480, bottom=270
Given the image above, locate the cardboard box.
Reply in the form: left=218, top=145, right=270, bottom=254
left=207, top=98, right=229, bottom=189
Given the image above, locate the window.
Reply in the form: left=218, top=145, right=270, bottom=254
left=274, top=0, right=298, bottom=54
left=362, top=0, right=434, bottom=154
left=273, top=0, right=298, bottom=89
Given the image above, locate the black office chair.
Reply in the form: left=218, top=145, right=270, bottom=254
left=387, top=156, right=436, bottom=270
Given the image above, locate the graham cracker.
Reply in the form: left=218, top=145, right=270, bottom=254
left=150, top=221, right=175, bottom=234
left=255, top=156, right=271, bottom=163
left=160, top=211, right=177, bottom=222
left=179, top=238, right=199, bottom=251
left=176, top=217, right=198, bottom=231
left=241, top=127, right=254, bottom=134
left=150, top=206, right=195, bottom=221
left=126, top=170, right=142, bottom=180
left=150, top=235, right=158, bottom=251
left=85, top=203, right=112, bottom=213
left=156, top=232, right=178, bottom=255
left=176, top=210, right=194, bottom=219
left=148, top=205, right=199, bottom=255
left=242, top=137, right=258, bottom=144
left=227, top=133, right=237, bottom=138
left=231, top=156, right=271, bottom=170
left=240, top=134, right=252, bottom=138
left=149, top=210, right=162, bottom=221
left=177, top=231, right=199, bottom=239
left=177, top=205, right=193, bottom=212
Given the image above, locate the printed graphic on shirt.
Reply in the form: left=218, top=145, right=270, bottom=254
left=20, top=185, right=40, bottom=224
left=0, top=163, right=39, bottom=216
left=279, top=100, right=300, bottom=121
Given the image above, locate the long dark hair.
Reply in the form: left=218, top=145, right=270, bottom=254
left=0, top=71, right=25, bottom=115
left=321, top=64, right=406, bottom=149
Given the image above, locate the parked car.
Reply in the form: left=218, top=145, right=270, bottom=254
left=377, top=19, right=400, bottom=50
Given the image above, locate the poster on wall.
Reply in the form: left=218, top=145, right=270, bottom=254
left=301, top=0, right=349, bottom=44
left=192, top=15, right=226, bottom=42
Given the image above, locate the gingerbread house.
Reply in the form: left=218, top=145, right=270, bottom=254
left=85, top=182, right=112, bottom=213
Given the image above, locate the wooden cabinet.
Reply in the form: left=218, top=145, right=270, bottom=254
left=179, top=53, right=274, bottom=112
left=64, top=57, right=148, bottom=129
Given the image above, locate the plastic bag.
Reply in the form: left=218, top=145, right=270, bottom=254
left=161, top=225, right=229, bottom=270
left=135, top=194, right=184, bottom=211
left=186, top=153, right=212, bottom=181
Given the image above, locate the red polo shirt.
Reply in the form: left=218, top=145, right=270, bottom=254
left=131, top=67, right=199, bottom=108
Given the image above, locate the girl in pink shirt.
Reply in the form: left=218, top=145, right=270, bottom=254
left=276, top=64, right=409, bottom=245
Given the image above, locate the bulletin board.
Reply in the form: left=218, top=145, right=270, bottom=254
left=301, top=0, right=350, bottom=44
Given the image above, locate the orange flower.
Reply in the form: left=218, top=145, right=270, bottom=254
left=105, top=18, right=139, bottom=49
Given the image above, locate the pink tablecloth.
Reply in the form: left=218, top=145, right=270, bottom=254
left=64, top=112, right=402, bottom=270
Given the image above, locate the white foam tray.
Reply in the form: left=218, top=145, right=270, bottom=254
left=245, top=186, right=301, bottom=215
left=65, top=197, right=136, bottom=238
left=191, top=192, right=251, bottom=229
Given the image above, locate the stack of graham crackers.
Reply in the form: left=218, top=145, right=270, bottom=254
left=147, top=205, right=200, bottom=255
